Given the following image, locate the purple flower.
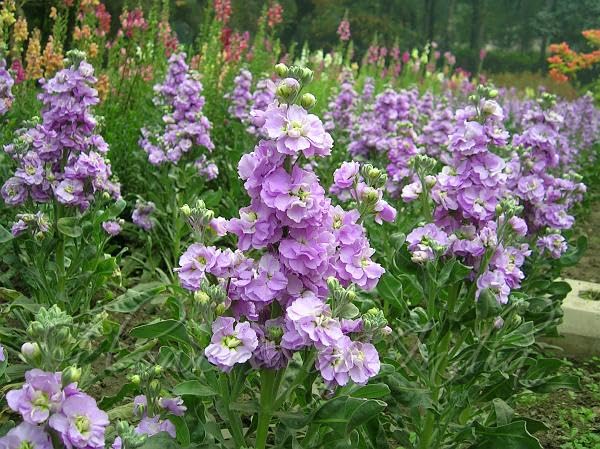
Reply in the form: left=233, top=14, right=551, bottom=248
left=476, top=270, right=510, bottom=305
left=205, top=317, right=258, bottom=372
left=135, top=416, right=176, bottom=438
left=132, top=201, right=155, bottom=231
left=159, top=397, right=186, bottom=416
left=1, top=177, right=28, bottom=206
left=6, top=369, right=63, bottom=424
left=0, top=422, right=52, bottom=449
left=283, top=294, right=343, bottom=349
left=49, top=393, right=109, bottom=449
left=332, top=161, right=359, bottom=190
left=263, top=104, right=333, bottom=158
left=176, top=244, right=219, bottom=291
left=537, top=234, right=567, bottom=259
left=0, top=344, right=5, bottom=362
left=406, top=224, right=449, bottom=262
left=133, top=395, right=147, bottom=417
left=316, top=337, right=380, bottom=386
left=102, top=221, right=122, bottom=236
left=0, top=58, right=14, bottom=116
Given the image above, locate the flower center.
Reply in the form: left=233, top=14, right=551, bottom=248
left=223, top=335, right=241, bottom=349
left=32, top=392, right=49, bottom=409
left=75, top=415, right=91, bottom=434
left=197, top=256, right=207, bottom=265
left=26, top=165, right=36, bottom=175
left=295, top=187, right=310, bottom=201
left=361, top=258, right=369, bottom=267
left=65, top=184, right=74, bottom=194
left=18, top=441, right=35, bottom=449
left=333, top=216, right=342, bottom=229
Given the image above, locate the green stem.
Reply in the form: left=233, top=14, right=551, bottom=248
left=219, top=376, right=246, bottom=448
left=54, top=202, right=66, bottom=306
left=274, top=350, right=316, bottom=409
left=256, top=369, right=278, bottom=449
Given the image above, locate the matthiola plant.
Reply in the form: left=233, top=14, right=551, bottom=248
left=168, top=64, right=395, bottom=449
left=136, top=52, right=219, bottom=279
left=0, top=50, right=124, bottom=312
left=369, top=86, right=587, bottom=448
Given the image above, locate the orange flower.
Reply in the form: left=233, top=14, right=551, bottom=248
left=25, top=29, right=43, bottom=80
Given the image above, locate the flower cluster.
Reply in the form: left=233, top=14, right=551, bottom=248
left=0, top=58, right=14, bottom=115
left=226, top=68, right=253, bottom=122
left=139, top=53, right=215, bottom=169
left=323, top=70, right=357, bottom=132
left=1, top=54, right=120, bottom=210
left=402, top=92, right=533, bottom=304
left=178, top=66, right=393, bottom=386
left=337, top=18, right=351, bottom=42
left=2, top=369, right=108, bottom=449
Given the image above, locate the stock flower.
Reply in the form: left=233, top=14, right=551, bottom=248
left=7, top=369, right=63, bottom=424
left=102, top=221, right=122, bottom=236
left=132, top=201, right=155, bottom=231
left=536, top=234, right=567, bottom=259
left=264, top=104, right=333, bottom=157
left=135, top=416, right=175, bottom=438
left=316, top=337, right=380, bottom=386
left=0, top=59, right=14, bottom=115
left=406, top=224, right=449, bottom=262
left=0, top=423, right=53, bottom=449
left=49, top=393, right=109, bottom=449
left=283, top=294, right=343, bottom=349
left=205, top=317, right=258, bottom=372
left=159, top=397, right=187, bottom=416
left=476, top=270, right=510, bottom=304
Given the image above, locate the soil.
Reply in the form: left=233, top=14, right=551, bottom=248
left=515, top=357, right=600, bottom=449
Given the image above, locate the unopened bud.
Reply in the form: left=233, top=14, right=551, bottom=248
left=274, top=63, right=288, bottom=77
left=215, top=303, right=227, bottom=316
left=62, top=366, right=82, bottom=386
left=300, top=93, right=316, bottom=109
left=149, top=379, right=161, bottom=395
left=300, top=67, right=313, bottom=82
left=130, top=374, right=141, bottom=385
left=493, top=316, right=504, bottom=329
left=194, top=291, right=210, bottom=305
left=153, top=365, right=162, bottom=375
left=489, top=89, right=498, bottom=98
left=21, top=342, right=40, bottom=358
left=276, top=78, right=300, bottom=101
left=102, top=192, right=110, bottom=200
left=424, top=175, right=436, bottom=188
left=180, top=204, right=192, bottom=217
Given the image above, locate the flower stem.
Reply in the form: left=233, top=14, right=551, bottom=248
left=255, top=369, right=278, bottom=449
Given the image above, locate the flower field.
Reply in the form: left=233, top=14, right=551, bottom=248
left=0, top=1, right=599, bottom=449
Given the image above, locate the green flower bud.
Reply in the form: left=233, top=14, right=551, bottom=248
left=180, top=204, right=192, bottom=217
left=194, top=290, right=210, bottom=305
left=62, top=366, right=82, bottom=386
left=153, top=365, right=162, bottom=375
left=300, top=67, right=313, bottom=83
left=274, top=63, right=288, bottom=77
left=130, top=374, right=141, bottom=385
left=300, top=93, right=317, bottom=109
left=489, top=89, right=498, bottom=98
left=215, top=303, right=227, bottom=316
left=149, top=379, right=161, bottom=395
left=21, top=342, right=41, bottom=359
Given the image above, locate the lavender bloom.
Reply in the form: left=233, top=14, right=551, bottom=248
left=102, top=221, right=122, bottom=236
left=132, top=201, right=155, bottom=231
left=226, top=68, right=253, bottom=121
left=283, top=294, right=343, bottom=349
left=263, top=104, right=333, bottom=157
left=0, top=59, right=14, bottom=115
left=0, top=422, right=53, bottom=449
left=159, top=397, right=186, bottom=416
left=135, top=416, right=176, bottom=438
left=476, top=270, right=510, bottom=305
left=537, top=234, right=567, bottom=259
left=406, top=224, right=449, bottom=263
left=139, top=53, right=214, bottom=167
left=0, top=344, right=5, bottom=362
left=6, top=369, right=63, bottom=424
left=205, top=317, right=258, bottom=372
left=1, top=59, right=119, bottom=209
left=49, top=393, right=109, bottom=449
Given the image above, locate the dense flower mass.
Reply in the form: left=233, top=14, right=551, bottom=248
left=4, top=369, right=108, bottom=449
left=179, top=67, right=394, bottom=386
left=1, top=56, right=119, bottom=209
left=139, top=53, right=215, bottom=169
left=0, top=58, right=14, bottom=115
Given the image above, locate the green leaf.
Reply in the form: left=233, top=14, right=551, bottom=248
left=170, top=415, right=190, bottom=446
left=130, top=320, right=191, bottom=345
left=57, top=217, right=82, bottom=238
left=338, top=302, right=360, bottom=319
left=502, top=322, right=535, bottom=348
left=172, top=380, right=217, bottom=397
left=350, top=383, right=391, bottom=399
left=377, top=273, right=407, bottom=312
left=471, top=421, right=543, bottom=449
left=106, top=282, right=166, bottom=312
left=492, top=398, right=514, bottom=426
left=108, top=198, right=127, bottom=218
left=476, top=289, right=503, bottom=319
left=314, top=396, right=386, bottom=437
left=136, top=433, right=182, bottom=449
left=0, top=224, right=13, bottom=243
left=547, top=281, right=571, bottom=298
